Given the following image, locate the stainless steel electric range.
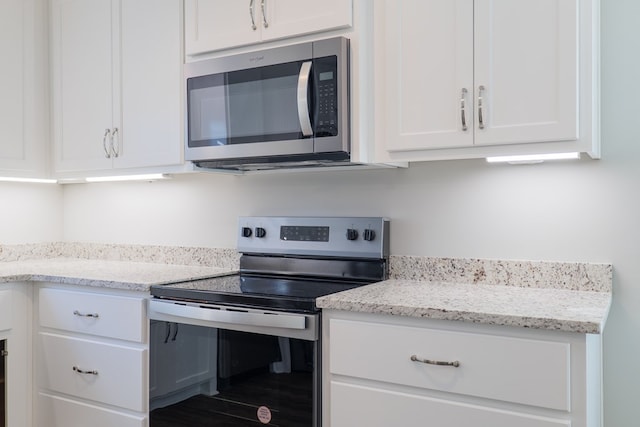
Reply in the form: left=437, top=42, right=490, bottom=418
left=148, top=216, right=389, bottom=427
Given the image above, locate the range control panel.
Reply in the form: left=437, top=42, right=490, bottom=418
left=237, top=217, right=389, bottom=259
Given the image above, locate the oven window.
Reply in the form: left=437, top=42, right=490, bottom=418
left=150, top=323, right=316, bottom=427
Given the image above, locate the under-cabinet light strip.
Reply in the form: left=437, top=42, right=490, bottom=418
left=0, top=177, right=58, bottom=184
left=84, top=173, right=170, bottom=183
left=486, top=152, right=581, bottom=164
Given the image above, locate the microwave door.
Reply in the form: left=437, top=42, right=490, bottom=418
left=186, top=60, right=314, bottom=161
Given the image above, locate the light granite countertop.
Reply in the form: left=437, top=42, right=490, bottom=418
left=0, top=258, right=237, bottom=292
left=0, top=243, right=613, bottom=333
left=317, top=279, right=611, bottom=334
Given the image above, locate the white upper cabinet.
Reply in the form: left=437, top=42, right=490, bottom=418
left=379, top=0, right=475, bottom=151
left=185, top=0, right=353, bottom=56
left=473, top=0, right=579, bottom=147
left=51, top=0, right=182, bottom=175
left=376, top=0, right=599, bottom=162
left=0, top=0, right=48, bottom=177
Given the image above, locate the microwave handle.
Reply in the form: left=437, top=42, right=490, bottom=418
left=297, top=61, right=313, bottom=137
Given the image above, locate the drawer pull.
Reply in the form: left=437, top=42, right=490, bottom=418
left=73, top=366, right=98, bottom=376
left=410, top=354, right=460, bottom=368
left=73, top=310, right=99, bottom=318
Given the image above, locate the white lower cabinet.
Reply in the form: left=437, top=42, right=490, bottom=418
left=331, top=382, right=570, bottom=427
left=38, top=393, right=146, bottom=427
left=35, top=285, right=148, bottom=427
left=323, top=310, right=602, bottom=427
left=0, top=284, right=32, bottom=427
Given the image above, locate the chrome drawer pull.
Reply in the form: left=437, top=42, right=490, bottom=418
left=73, top=310, right=99, bottom=318
left=410, top=354, right=460, bottom=368
left=73, top=366, right=98, bottom=375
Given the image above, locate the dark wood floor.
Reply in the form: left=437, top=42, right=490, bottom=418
left=150, top=371, right=313, bottom=427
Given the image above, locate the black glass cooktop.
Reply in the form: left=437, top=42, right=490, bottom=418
left=150, top=273, right=367, bottom=313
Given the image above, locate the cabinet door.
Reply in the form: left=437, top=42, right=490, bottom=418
left=0, top=0, right=48, bottom=176
left=382, top=0, right=474, bottom=152
left=116, top=0, right=182, bottom=169
left=261, top=0, right=352, bottom=42
left=0, top=0, right=26, bottom=171
left=473, top=0, right=578, bottom=146
left=51, top=0, right=115, bottom=172
left=185, top=0, right=261, bottom=55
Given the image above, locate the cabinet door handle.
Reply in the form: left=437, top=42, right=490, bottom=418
left=460, top=88, right=468, bottom=131
left=110, top=127, right=119, bottom=158
left=171, top=322, right=179, bottom=341
left=164, top=322, right=171, bottom=343
left=478, top=85, right=486, bottom=129
left=73, top=310, right=99, bottom=319
left=249, top=0, right=257, bottom=30
left=0, top=350, right=7, bottom=357
left=102, top=128, right=111, bottom=158
left=410, top=354, right=460, bottom=368
left=73, top=366, right=98, bottom=375
left=261, top=0, right=269, bottom=28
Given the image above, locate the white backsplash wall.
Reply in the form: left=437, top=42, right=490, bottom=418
left=61, top=0, right=638, bottom=425
left=0, top=182, right=63, bottom=244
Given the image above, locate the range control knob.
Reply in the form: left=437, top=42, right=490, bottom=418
left=346, top=228, right=359, bottom=241
left=241, top=227, right=252, bottom=238
left=363, top=229, right=376, bottom=241
left=255, top=227, right=267, bottom=238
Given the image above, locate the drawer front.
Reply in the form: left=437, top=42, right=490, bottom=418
left=38, top=392, right=146, bottom=427
left=0, top=289, right=11, bottom=330
left=39, top=288, right=145, bottom=342
left=329, top=319, right=570, bottom=411
left=38, top=333, right=146, bottom=412
left=330, top=381, right=570, bottom=427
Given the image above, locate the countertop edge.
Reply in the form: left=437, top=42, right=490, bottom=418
left=317, top=280, right=612, bottom=334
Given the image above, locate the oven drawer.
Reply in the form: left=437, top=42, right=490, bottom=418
left=39, top=288, right=145, bottom=342
left=329, top=319, right=570, bottom=411
left=38, top=332, right=146, bottom=412
left=38, top=392, right=146, bottom=427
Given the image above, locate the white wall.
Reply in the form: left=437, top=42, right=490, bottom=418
left=0, top=182, right=63, bottom=244
left=60, top=0, right=638, bottom=424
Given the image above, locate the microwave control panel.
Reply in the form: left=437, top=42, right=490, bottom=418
left=314, top=56, right=338, bottom=138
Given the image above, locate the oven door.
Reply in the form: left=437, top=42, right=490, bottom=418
left=184, top=37, right=348, bottom=163
left=148, top=300, right=320, bottom=427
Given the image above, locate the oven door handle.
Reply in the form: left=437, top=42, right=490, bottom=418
left=297, top=60, right=313, bottom=137
left=149, top=300, right=307, bottom=330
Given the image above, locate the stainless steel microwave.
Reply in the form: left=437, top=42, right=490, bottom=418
left=185, top=37, right=350, bottom=171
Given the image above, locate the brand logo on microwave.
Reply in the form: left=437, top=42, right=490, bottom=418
left=249, top=55, right=265, bottom=63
